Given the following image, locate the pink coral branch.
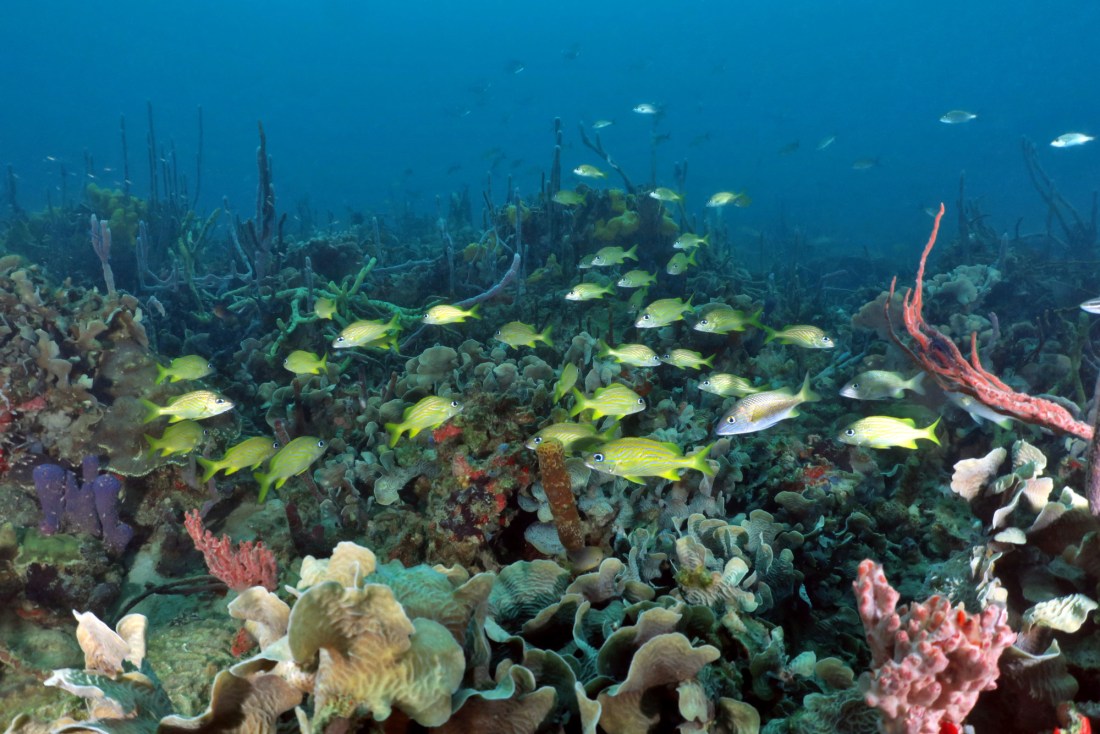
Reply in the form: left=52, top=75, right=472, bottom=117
left=184, top=508, right=277, bottom=592
left=885, top=203, right=1093, bottom=440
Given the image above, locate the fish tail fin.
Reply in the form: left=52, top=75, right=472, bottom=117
left=140, top=398, right=162, bottom=424
left=701, top=233, right=710, bottom=246
left=596, top=340, right=612, bottom=360
left=538, top=325, right=553, bottom=347
left=923, top=416, right=942, bottom=446
left=748, top=307, right=765, bottom=330
left=762, top=325, right=778, bottom=343
left=196, top=456, right=219, bottom=483
left=255, top=472, right=272, bottom=503
left=687, top=250, right=698, bottom=266
left=701, top=354, right=715, bottom=368
left=154, top=364, right=169, bottom=385
left=685, top=293, right=695, bottom=310
left=568, top=388, right=587, bottom=418
left=908, top=372, right=927, bottom=396
left=598, top=421, right=621, bottom=443
left=688, top=442, right=717, bottom=476
left=468, top=304, right=482, bottom=320
left=797, top=373, right=821, bottom=403
left=384, top=422, right=403, bottom=448
left=143, top=434, right=161, bottom=459
left=625, top=243, right=638, bottom=261
left=319, top=353, right=328, bottom=372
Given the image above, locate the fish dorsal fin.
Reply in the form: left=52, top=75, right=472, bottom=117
left=660, top=441, right=681, bottom=454
left=898, top=417, right=916, bottom=427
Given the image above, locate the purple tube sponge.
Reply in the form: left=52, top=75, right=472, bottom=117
left=33, top=464, right=68, bottom=535
left=31, top=456, right=133, bottom=556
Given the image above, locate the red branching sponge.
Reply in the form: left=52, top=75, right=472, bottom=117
left=854, top=559, right=1016, bottom=734
left=184, top=508, right=278, bottom=592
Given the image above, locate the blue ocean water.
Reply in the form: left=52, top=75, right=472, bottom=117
left=2, top=0, right=1098, bottom=256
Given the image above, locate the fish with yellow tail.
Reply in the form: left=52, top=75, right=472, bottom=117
left=283, top=350, right=327, bottom=376
left=569, top=383, right=646, bottom=420
left=385, top=395, right=464, bottom=447
left=617, top=270, right=657, bottom=289
left=196, top=436, right=280, bottom=482
left=494, top=321, right=553, bottom=348
left=525, top=421, right=619, bottom=452
left=551, top=363, right=579, bottom=404
left=763, top=324, right=835, bottom=349
left=155, top=355, right=213, bottom=385
left=665, top=250, right=697, bottom=275
left=837, top=416, right=941, bottom=449
left=145, top=420, right=206, bottom=458
left=254, top=436, right=328, bottom=502
left=660, top=349, right=713, bottom=370
left=716, top=374, right=819, bottom=435
left=313, top=297, right=337, bottom=320
left=591, top=244, right=638, bottom=267
left=423, top=303, right=480, bottom=325
left=141, top=390, right=234, bottom=423
left=332, top=315, right=400, bottom=349
left=583, top=437, right=715, bottom=484
left=673, top=233, right=709, bottom=251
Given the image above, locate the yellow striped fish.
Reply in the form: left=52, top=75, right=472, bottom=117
left=145, top=420, right=206, bottom=458
left=332, top=315, right=400, bottom=349
left=525, top=421, right=618, bottom=452
left=763, top=324, right=835, bottom=349
left=635, top=296, right=693, bottom=328
left=598, top=341, right=661, bottom=367
left=569, top=383, right=646, bottom=420
left=693, top=307, right=763, bottom=334
left=698, top=374, right=764, bottom=398
left=283, top=350, right=327, bottom=375
left=660, top=349, right=713, bottom=370
left=716, top=374, right=819, bottom=435
left=141, top=390, right=234, bottom=423
left=255, top=436, right=328, bottom=502
left=584, top=437, right=714, bottom=484
left=838, top=416, right=941, bottom=450
left=385, top=395, right=464, bottom=447
left=196, top=436, right=280, bottom=482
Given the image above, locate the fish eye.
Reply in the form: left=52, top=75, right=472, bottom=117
left=450, top=400, right=460, bottom=407
left=336, top=336, right=345, bottom=343
left=282, top=358, right=289, bottom=365
left=700, top=319, right=709, bottom=325
left=663, top=354, right=671, bottom=359
left=593, top=453, right=604, bottom=462
left=642, top=314, right=651, bottom=320
left=637, top=398, right=645, bottom=404
left=215, top=398, right=225, bottom=404
left=202, top=429, right=208, bottom=435
left=317, top=440, right=326, bottom=448
left=821, top=336, right=832, bottom=343
left=702, top=380, right=710, bottom=386
left=273, top=441, right=281, bottom=449
left=533, top=436, right=542, bottom=444
left=851, top=382, right=859, bottom=389
left=726, top=416, right=736, bottom=423
left=494, top=330, right=501, bottom=336
left=845, top=428, right=855, bottom=436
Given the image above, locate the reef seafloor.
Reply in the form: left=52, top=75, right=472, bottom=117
left=1, top=134, right=1099, bottom=734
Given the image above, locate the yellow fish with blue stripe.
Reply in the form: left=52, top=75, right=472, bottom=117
left=145, top=420, right=206, bottom=458
left=584, top=437, right=714, bottom=484
left=597, top=341, right=661, bottom=367
left=494, top=321, right=553, bottom=349
left=255, top=436, right=328, bottom=502
left=385, top=395, right=464, bottom=447
left=155, top=355, right=213, bottom=385
left=314, top=297, right=337, bottom=320
left=197, top=436, right=280, bottom=482
left=838, top=416, right=941, bottom=449
left=141, top=390, right=234, bottom=423
left=424, top=303, right=481, bottom=325
left=693, top=307, right=764, bottom=334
